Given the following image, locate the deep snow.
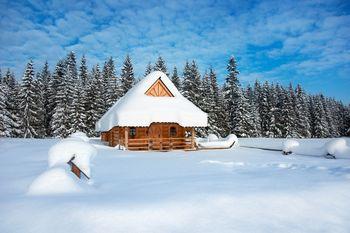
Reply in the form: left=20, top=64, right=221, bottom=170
left=0, top=137, right=350, bottom=233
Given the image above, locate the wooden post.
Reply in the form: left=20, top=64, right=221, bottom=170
left=191, top=127, right=195, bottom=149
left=125, top=127, right=128, bottom=149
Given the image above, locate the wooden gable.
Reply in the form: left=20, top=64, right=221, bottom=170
left=145, top=78, right=174, bottom=97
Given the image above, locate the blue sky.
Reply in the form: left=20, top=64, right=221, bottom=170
left=0, top=0, right=349, bottom=103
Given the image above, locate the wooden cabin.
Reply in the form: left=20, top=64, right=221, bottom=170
left=96, top=71, right=208, bottom=151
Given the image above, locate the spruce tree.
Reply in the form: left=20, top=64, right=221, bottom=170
left=120, top=55, right=135, bottom=95
left=171, top=66, right=181, bottom=90
left=153, top=56, right=168, bottom=75
left=79, top=55, right=89, bottom=87
left=144, top=62, right=153, bottom=76
left=3, top=70, right=22, bottom=137
left=295, top=84, right=311, bottom=138
left=311, top=95, right=330, bottom=137
left=0, top=82, right=10, bottom=137
left=223, top=56, right=251, bottom=137
left=86, top=65, right=104, bottom=136
left=37, top=61, right=51, bottom=136
left=20, top=60, right=39, bottom=138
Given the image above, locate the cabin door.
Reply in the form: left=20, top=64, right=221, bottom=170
left=148, top=124, right=162, bottom=138
left=148, top=124, right=163, bottom=150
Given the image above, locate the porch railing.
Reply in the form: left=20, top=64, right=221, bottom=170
left=121, top=137, right=195, bottom=151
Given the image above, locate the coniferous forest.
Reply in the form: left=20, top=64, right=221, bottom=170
left=0, top=52, right=349, bottom=139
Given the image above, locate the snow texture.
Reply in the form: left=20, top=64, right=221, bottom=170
left=1, top=138, right=350, bottom=233
left=325, top=138, right=350, bottom=158
left=197, top=134, right=238, bottom=149
left=240, top=137, right=350, bottom=159
left=69, top=131, right=90, bottom=142
left=283, top=139, right=300, bottom=153
left=95, top=71, right=208, bottom=131
left=48, top=138, right=97, bottom=177
left=27, top=167, right=81, bottom=195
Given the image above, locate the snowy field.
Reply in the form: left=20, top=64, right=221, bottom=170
left=0, top=138, right=350, bottom=233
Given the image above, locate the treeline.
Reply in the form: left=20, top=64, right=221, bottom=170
left=0, top=52, right=349, bottom=138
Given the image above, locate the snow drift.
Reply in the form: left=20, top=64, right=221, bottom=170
left=197, top=134, right=238, bottom=149
left=27, top=167, right=82, bottom=195
left=48, top=138, right=97, bottom=177
left=280, top=138, right=350, bottom=158
left=69, top=131, right=90, bottom=142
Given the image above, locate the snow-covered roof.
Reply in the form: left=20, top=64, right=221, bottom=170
left=96, top=71, right=208, bottom=131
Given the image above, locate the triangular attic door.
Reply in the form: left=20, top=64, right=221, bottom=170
left=145, top=78, right=174, bottom=97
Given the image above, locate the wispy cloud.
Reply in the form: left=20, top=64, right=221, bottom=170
left=0, top=0, right=349, bottom=102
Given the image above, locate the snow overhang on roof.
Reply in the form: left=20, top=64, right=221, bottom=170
left=95, top=71, right=208, bottom=132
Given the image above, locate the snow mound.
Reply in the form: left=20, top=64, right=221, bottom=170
left=207, top=134, right=219, bottom=142
left=197, top=134, right=238, bottom=149
left=48, top=138, right=97, bottom=177
left=27, top=167, right=81, bottom=195
left=324, top=138, right=350, bottom=158
left=69, top=131, right=90, bottom=142
left=282, top=139, right=300, bottom=154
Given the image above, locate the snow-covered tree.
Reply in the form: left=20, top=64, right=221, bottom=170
left=85, top=65, right=104, bottom=136
left=182, top=61, right=201, bottom=106
left=144, top=62, right=153, bottom=76
left=153, top=56, right=168, bottom=75
left=171, top=66, right=181, bottom=90
left=79, top=55, right=89, bottom=87
left=120, top=55, right=135, bottom=95
left=0, top=83, right=10, bottom=137
left=310, top=95, right=330, bottom=138
left=102, top=57, right=119, bottom=110
left=223, top=56, right=251, bottom=137
left=295, top=84, right=311, bottom=138
left=20, top=60, right=40, bottom=138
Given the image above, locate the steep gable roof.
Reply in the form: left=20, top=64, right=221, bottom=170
left=95, top=71, right=207, bottom=131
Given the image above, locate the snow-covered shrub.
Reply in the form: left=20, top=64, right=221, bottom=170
left=27, top=168, right=82, bottom=195
left=282, top=139, right=300, bottom=155
left=207, top=134, right=219, bottom=142
left=324, top=138, right=350, bottom=159
left=197, top=134, right=238, bottom=149
left=69, top=131, right=90, bottom=142
left=48, top=138, right=97, bottom=177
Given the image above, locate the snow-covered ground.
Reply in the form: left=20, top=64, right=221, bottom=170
left=0, top=137, right=350, bottom=233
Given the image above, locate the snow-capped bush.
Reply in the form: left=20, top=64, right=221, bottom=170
left=282, top=139, right=300, bottom=154
left=197, top=134, right=238, bottom=149
left=27, top=167, right=82, bottom=195
left=48, top=138, right=97, bottom=177
left=324, top=138, right=350, bottom=159
left=69, top=131, right=90, bottom=142
left=207, top=134, right=219, bottom=142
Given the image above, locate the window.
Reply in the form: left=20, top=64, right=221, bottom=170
left=170, top=127, right=177, bottom=137
left=129, top=127, right=136, bottom=138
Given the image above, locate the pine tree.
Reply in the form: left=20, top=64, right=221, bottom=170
left=245, top=84, right=260, bottom=137
left=2, top=70, right=22, bottom=137
left=102, top=57, right=119, bottom=110
left=86, top=65, right=104, bottom=136
left=182, top=61, right=201, bottom=106
left=223, top=56, right=251, bottom=137
left=295, top=84, right=311, bottom=138
left=120, top=55, right=135, bottom=95
left=48, top=60, right=65, bottom=136
left=153, top=56, right=168, bottom=75
left=79, top=55, right=89, bottom=87
left=32, top=72, right=46, bottom=137
left=311, top=95, right=330, bottom=138
left=144, top=62, right=153, bottom=76
left=20, top=60, right=39, bottom=138
left=37, top=61, right=52, bottom=136
left=0, top=82, right=10, bottom=137
left=171, top=66, right=181, bottom=90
